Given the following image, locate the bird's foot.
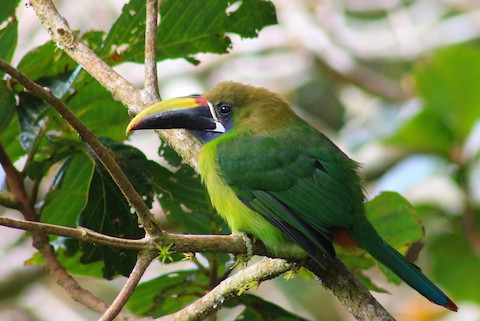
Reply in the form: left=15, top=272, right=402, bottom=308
left=229, top=231, right=254, bottom=269
left=233, top=230, right=254, bottom=257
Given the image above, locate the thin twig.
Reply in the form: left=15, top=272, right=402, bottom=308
left=22, top=125, right=48, bottom=176
left=100, top=251, right=158, bottom=321
left=0, top=58, right=162, bottom=238
left=0, top=216, right=265, bottom=256
left=0, top=143, right=36, bottom=220
left=158, top=258, right=293, bottom=321
left=143, top=0, right=160, bottom=101
left=0, top=216, right=152, bottom=251
left=319, top=59, right=412, bottom=102
left=39, top=241, right=142, bottom=321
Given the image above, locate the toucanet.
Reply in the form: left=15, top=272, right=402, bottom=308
left=126, top=81, right=457, bottom=311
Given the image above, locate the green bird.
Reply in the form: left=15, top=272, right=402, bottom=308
left=126, top=81, right=457, bottom=311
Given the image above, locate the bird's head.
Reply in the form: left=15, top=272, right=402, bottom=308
left=126, top=81, right=295, bottom=142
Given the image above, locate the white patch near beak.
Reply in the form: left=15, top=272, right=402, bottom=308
left=213, top=122, right=226, bottom=133
left=207, top=101, right=226, bottom=133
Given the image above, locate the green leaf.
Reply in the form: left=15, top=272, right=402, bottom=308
left=81, top=30, right=107, bottom=53
left=338, top=250, right=375, bottom=270
left=226, top=294, right=309, bottom=321
left=16, top=92, right=51, bottom=151
left=354, top=273, right=389, bottom=294
left=27, top=136, right=86, bottom=181
left=387, top=45, right=480, bottom=155
left=429, top=231, right=480, bottom=303
left=67, top=79, right=131, bottom=141
left=103, top=0, right=277, bottom=64
left=40, top=149, right=94, bottom=227
left=27, top=245, right=104, bottom=278
left=77, top=168, right=142, bottom=279
left=16, top=70, right=80, bottom=151
left=16, top=41, right=77, bottom=81
left=0, top=0, right=20, bottom=24
left=227, top=0, right=277, bottom=38
left=365, top=192, right=423, bottom=249
left=158, top=139, right=183, bottom=167
left=76, top=139, right=151, bottom=279
left=126, top=270, right=208, bottom=317
left=156, top=0, right=277, bottom=63
left=0, top=80, right=15, bottom=136
left=336, top=247, right=380, bottom=290
left=59, top=240, right=106, bottom=277
left=415, top=45, right=480, bottom=142
left=385, top=108, right=455, bottom=156
left=0, top=19, right=18, bottom=69
left=100, top=0, right=147, bottom=63
left=367, top=192, right=424, bottom=284
left=100, top=138, right=155, bottom=209
left=11, top=54, right=81, bottom=165
left=0, top=112, right=23, bottom=163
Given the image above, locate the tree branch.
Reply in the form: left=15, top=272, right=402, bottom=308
left=158, top=258, right=293, bottom=321
left=100, top=251, right=158, bottom=321
left=0, top=216, right=151, bottom=251
left=306, top=259, right=395, bottom=321
left=142, top=0, right=160, bottom=101
left=0, top=58, right=161, bottom=238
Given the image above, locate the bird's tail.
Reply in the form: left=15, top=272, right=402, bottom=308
left=352, top=219, right=458, bottom=311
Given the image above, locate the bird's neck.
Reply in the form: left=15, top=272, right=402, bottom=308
left=190, top=129, right=223, bottom=143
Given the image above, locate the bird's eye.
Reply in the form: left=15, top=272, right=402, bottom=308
left=217, top=103, right=232, bottom=116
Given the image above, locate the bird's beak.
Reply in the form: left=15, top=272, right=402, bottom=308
left=126, top=96, right=225, bottom=134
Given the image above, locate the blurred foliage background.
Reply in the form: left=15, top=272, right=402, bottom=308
left=1, top=0, right=480, bottom=320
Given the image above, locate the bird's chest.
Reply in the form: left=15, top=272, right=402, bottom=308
left=199, top=145, right=258, bottom=232
left=198, top=144, right=287, bottom=246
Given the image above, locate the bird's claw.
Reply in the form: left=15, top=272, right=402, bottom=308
left=229, top=231, right=254, bottom=269
left=233, top=230, right=253, bottom=257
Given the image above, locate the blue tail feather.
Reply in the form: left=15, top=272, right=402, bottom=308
left=352, top=220, right=457, bottom=311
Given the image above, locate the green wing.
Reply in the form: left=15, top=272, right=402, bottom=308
left=216, top=127, right=364, bottom=264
